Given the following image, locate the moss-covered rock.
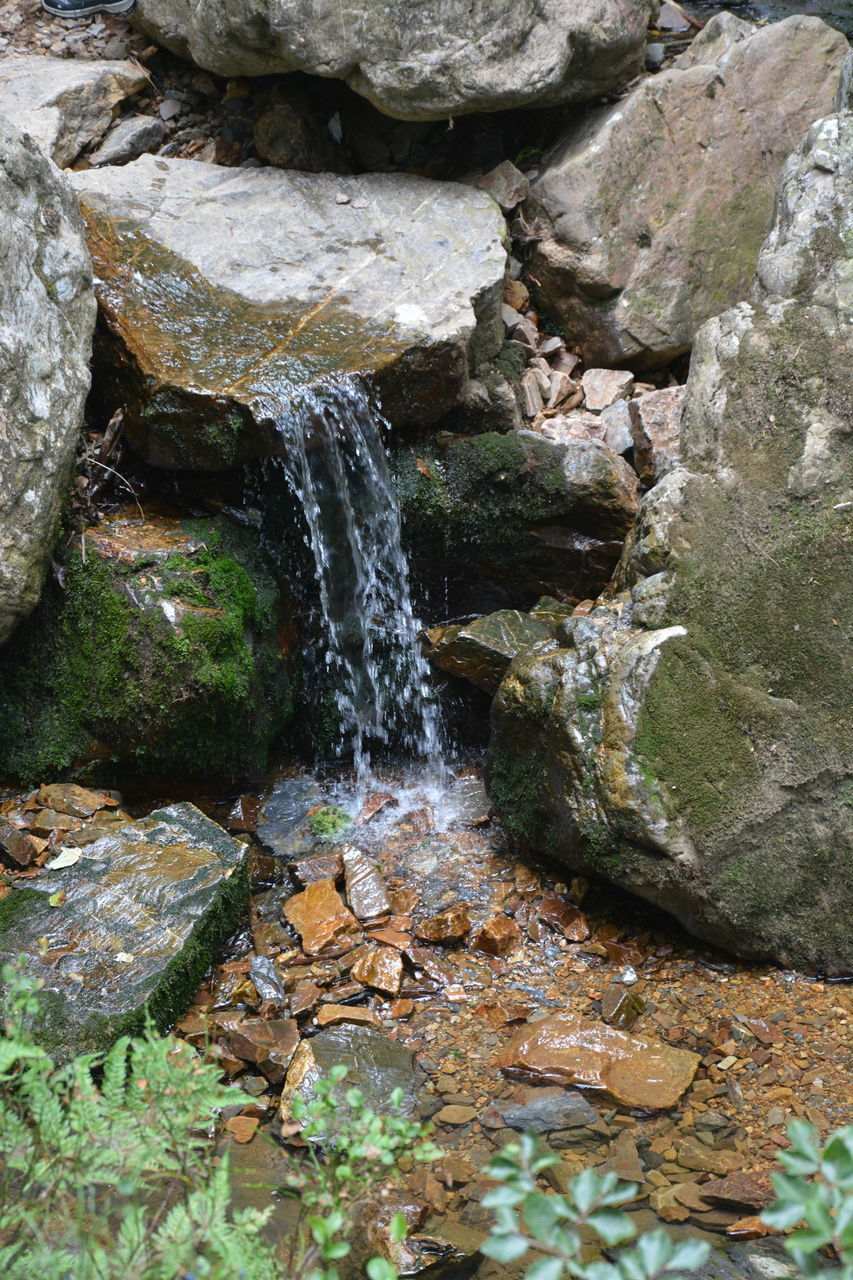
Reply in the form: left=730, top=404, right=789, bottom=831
left=488, top=113, right=853, bottom=974
left=0, top=509, right=293, bottom=785
left=395, top=429, right=637, bottom=615
left=0, top=802, right=248, bottom=1058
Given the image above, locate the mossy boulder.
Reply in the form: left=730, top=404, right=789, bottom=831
left=395, top=429, right=638, bottom=616
left=0, top=802, right=248, bottom=1058
left=527, top=14, right=851, bottom=367
left=0, top=510, right=293, bottom=785
left=488, top=113, right=853, bottom=973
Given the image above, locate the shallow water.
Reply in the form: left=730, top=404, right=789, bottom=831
left=684, top=0, right=853, bottom=36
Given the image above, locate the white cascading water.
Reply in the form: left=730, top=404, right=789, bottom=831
left=266, top=375, right=443, bottom=788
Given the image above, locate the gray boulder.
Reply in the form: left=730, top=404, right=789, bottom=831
left=488, top=111, right=853, bottom=974
left=527, top=15, right=851, bottom=367
left=0, top=116, right=95, bottom=647
left=0, top=55, right=148, bottom=167
left=132, top=0, right=657, bottom=121
left=71, top=158, right=507, bottom=469
left=0, top=803, right=248, bottom=1058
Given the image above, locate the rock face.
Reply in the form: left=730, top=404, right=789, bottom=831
left=132, top=0, right=656, bottom=121
left=0, top=55, right=148, bottom=167
left=488, top=111, right=853, bottom=974
left=527, top=15, right=851, bottom=367
left=0, top=803, right=248, bottom=1058
left=70, top=158, right=507, bottom=469
left=397, top=430, right=639, bottom=615
left=0, top=117, right=95, bottom=647
left=0, top=510, right=291, bottom=783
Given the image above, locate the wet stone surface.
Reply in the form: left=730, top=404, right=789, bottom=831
left=2, top=763, right=852, bottom=1270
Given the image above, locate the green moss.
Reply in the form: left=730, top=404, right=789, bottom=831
left=486, top=741, right=558, bottom=858
left=308, top=805, right=351, bottom=843
left=0, top=521, right=293, bottom=785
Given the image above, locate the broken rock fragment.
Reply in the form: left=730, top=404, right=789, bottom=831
left=283, top=879, right=359, bottom=955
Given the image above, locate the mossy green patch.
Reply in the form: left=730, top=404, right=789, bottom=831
left=0, top=520, right=293, bottom=785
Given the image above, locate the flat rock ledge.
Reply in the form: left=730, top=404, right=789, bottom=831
left=0, top=803, right=248, bottom=1059
left=71, top=159, right=507, bottom=469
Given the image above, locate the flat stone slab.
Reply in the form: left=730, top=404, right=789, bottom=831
left=0, top=55, right=148, bottom=167
left=496, top=1011, right=700, bottom=1110
left=0, top=803, right=248, bottom=1058
left=71, top=159, right=507, bottom=469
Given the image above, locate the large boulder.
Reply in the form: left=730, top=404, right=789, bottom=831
left=0, top=55, right=148, bottom=167
left=0, top=117, right=95, bottom=648
left=132, top=0, right=657, bottom=121
left=488, top=111, right=853, bottom=974
left=0, top=803, right=248, bottom=1058
left=396, top=429, right=639, bottom=615
left=0, top=510, right=292, bottom=784
left=526, top=15, right=851, bottom=368
left=70, top=158, right=507, bottom=469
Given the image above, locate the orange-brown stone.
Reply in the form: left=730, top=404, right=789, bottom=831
left=471, top=913, right=521, bottom=956
left=316, top=1004, right=382, bottom=1029
left=496, top=1011, right=699, bottom=1110
left=350, top=944, right=404, bottom=995
left=415, top=903, right=471, bottom=945
left=283, top=878, right=359, bottom=955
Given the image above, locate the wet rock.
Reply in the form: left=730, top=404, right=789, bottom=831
left=496, top=1012, right=700, bottom=1110
left=631, top=387, right=684, bottom=486
left=0, top=115, right=95, bottom=647
left=499, top=1084, right=600, bottom=1133
left=424, top=610, right=552, bottom=694
left=582, top=369, right=635, bottom=413
left=0, top=822, right=39, bottom=869
left=0, top=803, right=247, bottom=1058
left=527, top=15, right=851, bottom=366
left=601, top=986, right=645, bottom=1030
left=537, top=893, right=590, bottom=941
left=350, top=944, right=404, bottom=996
left=415, top=904, right=472, bottom=945
left=133, top=0, right=655, bottom=119
left=256, top=775, right=325, bottom=861
left=280, top=1024, right=418, bottom=1120
left=89, top=114, right=167, bottom=166
left=316, top=1004, right=382, bottom=1029
left=283, top=879, right=359, bottom=956
left=471, top=914, right=521, bottom=957
left=70, top=159, right=506, bottom=468
left=0, top=510, right=289, bottom=782
left=489, top=109, right=853, bottom=974
left=249, top=955, right=288, bottom=1005
left=342, top=844, right=391, bottom=922
left=214, top=1014, right=299, bottom=1084
left=397, top=429, right=639, bottom=614
left=35, top=784, right=120, bottom=819
left=0, top=55, right=147, bottom=167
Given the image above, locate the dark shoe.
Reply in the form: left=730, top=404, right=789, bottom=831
left=41, top=0, right=135, bottom=16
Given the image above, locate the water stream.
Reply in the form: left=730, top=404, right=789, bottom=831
left=263, top=376, right=443, bottom=792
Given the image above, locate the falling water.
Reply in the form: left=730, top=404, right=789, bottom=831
left=265, top=375, right=443, bottom=787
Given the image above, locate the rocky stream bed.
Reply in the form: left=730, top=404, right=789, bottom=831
left=0, top=0, right=852, bottom=1275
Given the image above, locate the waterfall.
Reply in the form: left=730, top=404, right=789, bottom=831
left=265, top=375, right=443, bottom=786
